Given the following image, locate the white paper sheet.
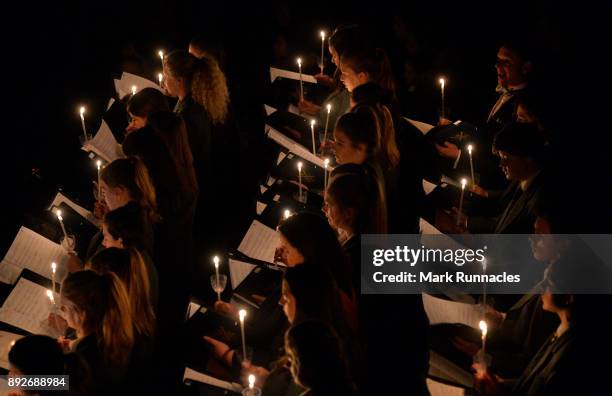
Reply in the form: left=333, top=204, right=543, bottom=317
left=0, top=330, right=23, bottom=370
left=259, top=185, right=268, bottom=195
left=256, top=202, right=267, bottom=216
left=186, top=302, right=201, bottom=320
left=48, top=192, right=95, bottom=224
left=0, top=279, right=56, bottom=336
left=264, top=105, right=277, bottom=116
left=237, top=220, right=278, bottom=263
left=81, top=120, right=123, bottom=163
left=405, top=117, right=435, bottom=134
left=426, top=378, right=466, bottom=396
left=183, top=367, right=243, bottom=393
left=420, top=218, right=442, bottom=235
left=267, top=127, right=325, bottom=168
left=429, top=351, right=474, bottom=389
left=0, top=227, right=69, bottom=285
left=276, top=151, right=287, bottom=165
left=423, top=180, right=438, bottom=195
left=270, top=67, right=317, bottom=84
left=114, top=72, right=161, bottom=98
left=422, top=293, right=480, bottom=328
left=106, top=97, right=115, bottom=111
left=229, top=259, right=256, bottom=291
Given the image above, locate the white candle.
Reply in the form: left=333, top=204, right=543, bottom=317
left=96, top=160, right=102, bottom=200
left=310, top=119, right=316, bottom=155
left=158, top=50, right=164, bottom=68
left=482, top=258, right=487, bottom=309
left=297, top=58, right=304, bottom=101
left=249, top=374, right=255, bottom=389
left=239, top=309, right=247, bottom=362
left=213, top=256, right=221, bottom=301
left=131, top=85, right=137, bottom=96
left=56, top=210, right=68, bottom=239
left=284, top=209, right=291, bottom=220
left=324, top=158, right=330, bottom=191
left=457, top=178, right=467, bottom=226
left=46, top=289, right=55, bottom=305
left=467, top=144, right=475, bottom=186
left=320, top=31, right=326, bottom=75
left=297, top=162, right=303, bottom=202
left=157, top=73, right=163, bottom=87
left=51, top=262, right=57, bottom=293
left=323, top=103, right=331, bottom=145
left=479, top=320, right=488, bottom=357
left=79, top=106, right=87, bottom=141
left=439, top=77, right=446, bottom=119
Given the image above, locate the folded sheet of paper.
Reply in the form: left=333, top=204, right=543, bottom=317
left=422, top=293, right=480, bottom=328
left=270, top=67, right=317, bottom=84
left=423, top=180, right=438, bottom=195
left=114, top=72, right=161, bottom=98
left=405, top=117, right=435, bottom=135
left=0, top=330, right=24, bottom=370
left=426, top=378, right=466, bottom=396
left=228, top=258, right=255, bottom=292
left=232, top=220, right=278, bottom=289
left=429, top=350, right=474, bottom=389
left=265, top=105, right=277, bottom=116
left=256, top=202, right=267, bottom=216
left=183, top=367, right=243, bottom=393
left=0, top=278, right=56, bottom=336
left=0, top=226, right=69, bottom=285
left=267, top=126, right=325, bottom=168
left=48, top=192, right=95, bottom=224
left=420, top=218, right=442, bottom=235
left=81, top=120, right=124, bottom=163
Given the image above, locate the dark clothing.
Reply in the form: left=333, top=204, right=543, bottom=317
left=261, top=366, right=305, bottom=396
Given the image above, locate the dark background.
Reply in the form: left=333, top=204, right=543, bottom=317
left=2, top=0, right=611, bottom=246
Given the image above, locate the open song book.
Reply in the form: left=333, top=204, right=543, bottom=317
left=230, top=220, right=279, bottom=290
left=183, top=367, right=242, bottom=394
left=48, top=192, right=95, bottom=224
left=113, top=72, right=162, bottom=98
left=81, top=119, right=123, bottom=163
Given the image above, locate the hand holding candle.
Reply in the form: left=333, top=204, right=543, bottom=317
left=297, top=57, right=304, bottom=101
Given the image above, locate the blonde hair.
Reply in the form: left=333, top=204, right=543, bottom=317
left=88, top=247, right=156, bottom=338
left=165, top=50, right=230, bottom=125
left=62, top=271, right=134, bottom=371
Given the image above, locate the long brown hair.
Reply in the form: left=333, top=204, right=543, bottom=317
left=353, top=104, right=400, bottom=169
left=88, top=247, right=156, bottom=338
left=62, top=271, right=134, bottom=371
left=165, top=50, right=229, bottom=124
left=340, top=47, right=395, bottom=93
left=101, top=157, right=161, bottom=224
left=127, top=88, right=171, bottom=118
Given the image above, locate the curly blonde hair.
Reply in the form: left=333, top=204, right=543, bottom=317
left=166, top=50, right=229, bottom=125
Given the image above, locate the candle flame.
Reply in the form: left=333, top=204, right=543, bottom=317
left=297, top=57, right=302, bottom=67
left=461, top=178, right=467, bottom=189
left=79, top=106, right=86, bottom=116
left=46, top=289, right=55, bottom=303
left=467, top=144, right=473, bottom=154
left=320, top=31, right=325, bottom=40
left=131, top=85, right=137, bottom=95
left=324, top=158, right=330, bottom=169
left=310, top=119, right=316, bottom=127
left=326, top=103, right=331, bottom=113
left=158, top=50, right=164, bottom=59
left=158, top=73, right=163, bottom=83
left=439, top=77, right=445, bottom=88
left=55, top=209, right=62, bottom=218
left=297, top=161, right=303, bottom=171
left=479, top=320, right=488, bottom=337
left=239, top=309, right=247, bottom=321
left=96, top=160, right=102, bottom=169
left=213, top=255, right=219, bottom=268
left=284, top=209, right=291, bottom=220
left=10, top=340, right=15, bottom=347
left=248, top=374, right=255, bottom=389
left=51, top=262, right=57, bottom=273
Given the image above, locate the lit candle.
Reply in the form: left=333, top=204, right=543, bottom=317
left=46, top=289, right=55, bottom=305
left=79, top=106, right=87, bottom=141
left=439, top=77, right=446, bottom=119
left=324, top=158, right=330, bottom=191
left=284, top=209, right=291, bottom=220
left=56, top=210, right=68, bottom=239
left=297, top=162, right=303, bottom=202
left=239, top=309, right=247, bottom=363
left=310, top=119, right=316, bottom=155
left=51, top=262, right=57, bottom=293
left=157, top=72, right=163, bottom=87
left=297, top=57, right=304, bottom=101
left=323, top=103, right=331, bottom=146
left=9, top=340, right=15, bottom=348
left=482, top=258, right=487, bottom=309
left=96, top=160, right=102, bottom=200
left=249, top=374, right=255, bottom=389
left=131, top=85, right=137, bottom=96
left=213, top=256, right=221, bottom=301
left=158, top=50, right=164, bottom=68
left=456, top=178, right=467, bottom=226
left=467, top=144, right=475, bottom=186
left=479, top=320, right=488, bottom=357
left=320, top=31, right=326, bottom=75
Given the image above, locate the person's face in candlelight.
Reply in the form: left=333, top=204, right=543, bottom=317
left=280, top=280, right=296, bottom=323
left=323, top=192, right=351, bottom=233
left=516, top=103, right=536, bottom=124
left=495, top=46, right=530, bottom=89
left=102, top=223, right=123, bottom=249
left=58, top=297, right=83, bottom=333
left=276, top=233, right=305, bottom=267
left=339, top=60, right=368, bottom=92
left=329, top=45, right=339, bottom=66
left=497, top=150, right=535, bottom=182
left=188, top=44, right=205, bottom=59
left=332, top=128, right=367, bottom=165
left=126, top=113, right=146, bottom=133
left=162, top=67, right=183, bottom=98
left=101, top=181, right=131, bottom=211
left=530, top=218, right=558, bottom=262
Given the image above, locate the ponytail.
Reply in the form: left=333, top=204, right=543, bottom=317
left=350, top=104, right=400, bottom=170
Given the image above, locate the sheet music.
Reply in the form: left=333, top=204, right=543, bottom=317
left=0, top=278, right=56, bottom=336
left=422, top=293, right=480, bottom=328
left=235, top=218, right=278, bottom=265
left=48, top=192, right=95, bottom=224
left=405, top=117, right=435, bottom=134
left=256, top=202, right=267, bottom=216
left=267, top=127, right=325, bottom=168
left=426, top=378, right=466, bottom=396
left=276, top=151, right=287, bottom=165
left=0, top=226, right=69, bottom=285
left=420, top=218, right=442, bottom=235
left=440, top=174, right=461, bottom=188
left=429, top=351, right=474, bottom=389
left=114, top=72, right=161, bottom=98
left=423, top=180, right=438, bottom=195
left=0, top=330, right=23, bottom=370
left=106, top=97, right=115, bottom=111
left=82, top=120, right=123, bottom=163
left=186, top=302, right=202, bottom=320
left=270, top=67, right=317, bottom=84
left=183, top=367, right=243, bottom=393
left=229, top=259, right=256, bottom=290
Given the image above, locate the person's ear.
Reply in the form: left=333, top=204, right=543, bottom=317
left=356, top=142, right=368, bottom=154
left=357, top=72, right=369, bottom=85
